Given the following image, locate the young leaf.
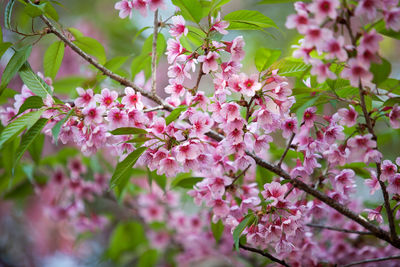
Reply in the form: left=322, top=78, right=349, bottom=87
left=4, top=0, right=16, bottom=30
left=28, top=134, right=44, bottom=164
left=44, top=2, right=59, bottom=21
left=18, top=62, right=53, bottom=98
left=138, top=249, right=159, bottom=267
left=371, top=57, right=391, bottom=86
left=171, top=176, right=203, bottom=189
left=13, top=118, right=48, bottom=173
left=44, top=41, right=65, bottom=79
left=52, top=110, right=73, bottom=145
left=165, top=105, right=188, bottom=125
left=233, top=214, right=255, bottom=251
left=110, top=127, right=148, bottom=135
left=0, top=42, right=12, bottom=60
left=24, top=3, right=45, bottom=17
left=103, top=56, right=128, bottom=73
left=110, top=146, right=148, bottom=189
left=147, top=169, right=166, bottom=191
left=73, top=36, right=106, bottom=64
left=17, top=96, right=44, bottom=115
left=0, top=45, right=32, bottom=94
left=171, top=0, right=204, bottom=23
left=225, top=10, right=277, bottom=30
left=0, top=109, right=43, bottom=149
left=211, top=219, right=225, bottom=243
left=271, top=58, right=310, bottom=77
left=255, top=47, right=281, bottom=72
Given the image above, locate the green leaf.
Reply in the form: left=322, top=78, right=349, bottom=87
left=375, top=20, right=400, bottom=40
left=24, top=3, right=45, bottom=17
left=68, top=27, right=84, bottom=39
left=171, top=176, right=203, bottom=189
left=0, top=109, right=43, bottom=150
left=4, top=181, right=34, bottom=200
left=110, top=146, right=148, bottom=189
left=4, top=0, right=16, bottom=29
left=258, top=0, right=310, bottom=3
left=110, top=127, right=148, bottom=135
left=225, top=10, right=277, bottom=31
left=270, top=58, right=310, bottom=77
left=211, top=219, right=225, bottom=243
left=0, top=88, right=17, bottom=105
left=142, top=33, right=167, bottom=61
left=104, top=56, right=128, bottom=72
left=18, top=62, right=53, bottom=98
left=211, top=0, right=232, bottom=11
left=0, top=45, right=32, bottom=94
left=52, top=110, right=73, bottom=145
left=171, top=0, right=204, bottom=23
left=0, top=42, right=12, bottom=60
left=371, top=57, right=391, bottom=86
left=44, top=2, right=59, bottom=21
left=28, top=134, right=44, bottom=164
left=52, top=76, right=86, bottom=94
left=165, top=105, right=188, bottom=125
left=17, top=96, right=43, bottom=115
left=233, top=214, right=255, bottom=251
left=148, top=169, right=166, bottom=191
left=255, top=47, right=281, bottom=72
left=13, top=118, right=48, bottom=173
left=44, top=41, right=65, bottom=79
left=73, top=36, right=106, bottom=65
left=384, top=97, right=400, bottom=107
left=131, top=54, right=151, bottom=79
left=138, top=249, right=159, bottom=267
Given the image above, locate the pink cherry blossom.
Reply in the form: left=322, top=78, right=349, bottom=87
left=94, top=88, right=118, bottom=108
left=381, top=160, right=397, bottom=181
left=341, top=58, right=373, bottom=87
left=132, top=0, right=148, bottom=17
left=308, top=0, right=340, bottom=23
left=364, top=206, right=383, bottom=223
left=383, top=7, right=400, bottom=31
left=115, top=0, right=134, bottom=19
left=74, top=88, right=94, bottom=107
left=198, top=52, right=220, bottom=74
left=389, top=104, right=400, bottom=128
left=337, top=105, right=358, bottom=127
left=210, top=13, right=229, bottom=35
left=121, top=87, right=144, bottom=110
left=310, top=59, right=336, bottom=83
left=388, top=173, right=400, bottom=194
left=169, top=15, right=188, bottom=38
left=82, top=105, right=105, bottom=124
left=303, top=107, right=317, bottom=128
left=285, top=11, right=310, bottom=34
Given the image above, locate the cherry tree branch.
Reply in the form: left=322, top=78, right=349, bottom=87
left=306, top=223, right=373, bottom=235
left=342, top=254, right=400, bottom=267
left=40, top=14, right=400, bottom=250
left=151, top=9, right=159, bottom=95
left=239, top=244, right=291, bottom=267
left=277, top=133, right=296, bottom=168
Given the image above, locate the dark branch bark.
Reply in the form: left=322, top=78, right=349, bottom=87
left=151, top=9, right=159, bottom=95
left=306, top=223, right=373, bottom=235
left=239, top=244, right=291, bottom=267
left=342, top=254, right=400, bottom=267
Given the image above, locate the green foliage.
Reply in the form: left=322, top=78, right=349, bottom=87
left=371, top=57, right=391, bottom=86
left=4, top=0, right=15, bottom=30
left=28, top=134, right=44, bottom=165
left=147, top=168, right=166, bottom=191
left=16, top=96, right=44, bottom=116
left=0, top=109, right=43, bottom=149
left=171, top=0, right=204, bottom=23
left=110, top=146, right=148, bottom=189
left=138, top=249, right=159, bottom=267
left=171, top=176, right=203, bottom=189
left=233, top=214, right=256, bottom=251
left=0, top=45, right=32, bottom=95
left=73, top=36, right=107, bottom=65
left=13, top=118, right=48, bottom=173
left=51, top=110, right=73, bottom=145
left=224, top=10, right=277, bottom=31
left=110, top=127, right=148, bottom=135
left=166, top=105, right=188, bottom=125
left=255, top=47, right=281, bottom=72
left=44, top=41, right=65, bottom=79
left=259, top=0, right=310, bottom=3
left=211, top=219, right=224, bottom=243
left=18, top=62, right=53, bottom=98
left=270, top=58, right=310, bottom=77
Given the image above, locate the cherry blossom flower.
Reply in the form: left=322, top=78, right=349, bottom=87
left=310, top=59, right=336, bottom=83
left=303, top=107, right=317, bottom=128
left=132, top=0, right=148, bottom=16
left=210, top=13, right=229, bottom=35
left=169, top=15, right=188, bottom=38
left=148, top=0, right=166, bottom=11
left=198, top=52, right=220, bottom=74
left=381, top=160, right=397, bottom=181
left=389, top=104, right=400, bottom=128
left=82, top=105, right=105, bottom=124
left=261, top=182, right=287, bottom=205
left=115, top=0, right=134, bottom=19
left=74, top=88, right=94, bottom=107
left=364, top=206, right=383, bottom=223
left=285, top=11, right=310, bottom=33
left=337, top=105, right=358, bottom=127
left=308, top=0, right=340, bottom=23
left=383, top=7, right=400, bottom=31
left=121, top=87, right=144, bottom=110
left=94, top=88, right=118, bottom=108
left=388, top=173, right=400, bottom=194
left=341, top=58, right=373, bottom=87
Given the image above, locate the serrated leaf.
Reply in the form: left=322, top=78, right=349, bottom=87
left=271, top=58, right=310, bottom=77
left=110, top=127, right=148, bottom=135
left=0, top=109, right=43, bottom=150
left=384, top=97, right=400, bottom=107
left=73, top=36, right=106, bottom=65
left=4, top=0, right=15, bottom=30
left=165, top=105, right=188, bottom=125
left=44, top=41, right=65, bottom=79
left=52, top=110, right=73, bottom=145
left=0, top=45, right=32, bottom=95
left=110, top=146, right=148, bottom=189
left=17, top=96, right=43, bottom=116
left=233, top=214, right=255, bottom=251
left=147, top=168, right=166, bottom=191
left=24, top=3, right=45, bottom=17
left=28, top=133, right=44, bottom=164
left=255, top=47, right=281, bottom=72
left=103, top=56, right=128, bottom=73
left=13, top=118, right=48, bottom=173
left=18, top=62, right=53, bottom=98
left=44, top=2, right=59, bottom=21
left=171, top=0, right=204, bottom=23
left=371, top=57, right=391, bottom=86
left=68, top=27, right=84, bottom=39
left=225, top=10, right=277, bottom=31
left=211, top=219, right=225, bottom=243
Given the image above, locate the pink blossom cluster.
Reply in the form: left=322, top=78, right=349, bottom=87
left=114, top=0, right=166, bottom=18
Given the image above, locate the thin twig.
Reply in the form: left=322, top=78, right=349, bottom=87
left=144, top=105, right=164, bottom=113
left=341, top=254, right=400, bottom=267
left=306, top=223, right=373, bottom=235
left=192, top=63, right=204, bottom=94
left=239, top=243, right=291, bottom=267
left=277, top=132, right=295, bottom=168
left=227, top=164, right=251, bottom=188
left=151, top=9, right=159, bottom=96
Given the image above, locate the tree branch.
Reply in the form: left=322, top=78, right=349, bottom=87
left=277, top=132, right=295, bottom=168
left=151, top=9, right=159, bottom=96
left=306, top=223, right=373, bottom=235
left=239, top=243, right=291, bottom=267
left=342, top=254, right=400, bottom=267
left=41, top=14, right=400, bottom=250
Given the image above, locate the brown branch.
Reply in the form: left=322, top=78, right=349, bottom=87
left=306, top=223, right=373, bottom=235
left=239, top=244, right=291, bottom=267
left=41, top=14, right=400, bottom=250
left=341, top=254, right=400, bottom=267
left=192, top=62, right=204, bottom=94
left=151, top=9, right=159, bottom=95
left=277, top=132, right=295, bottom=168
